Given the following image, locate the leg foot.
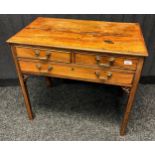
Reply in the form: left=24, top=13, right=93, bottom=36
left=45, top=77, right=52, bottom=87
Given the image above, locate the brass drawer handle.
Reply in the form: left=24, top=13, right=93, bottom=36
left=36, top=64, right=53, bottom=72
left=109, top=57, right=115, bottom=63
left=36, top=63, right=42, bottom=70
left=48, top=65, right=53, bottom=71
left=34, top=50, right=40, bottom=57
left=39, top=51, right=52, bottom=60
left=96, top=56, right=115, bottom=67
left=96, top=55, right=100, bottom=61
left=34, top=50, right=51, bottom=60
left=46, top=51, right=51, bottom=58
left=95, top=71, right=112, bottom=81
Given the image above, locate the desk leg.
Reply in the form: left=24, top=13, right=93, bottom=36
left=120, top=58, right=144, bottom=135
left=19, top=75, right=33, bottom=120
left=11, top=45, right=33, bottom=120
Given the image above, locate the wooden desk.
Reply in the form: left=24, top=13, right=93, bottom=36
left=7, top=17, right=148, bottom=135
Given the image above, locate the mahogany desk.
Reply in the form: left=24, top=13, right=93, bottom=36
left=7, top=17, right=148, bottom=135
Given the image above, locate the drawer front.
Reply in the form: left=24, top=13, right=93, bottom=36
left=19, top=60, right=134, bottom=87
left=75, top=53, right=138, bottom=70
left=15, top=46, right=71, bottom=63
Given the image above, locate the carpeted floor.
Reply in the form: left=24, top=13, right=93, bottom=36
left=0, top=77, right=155, bottom=140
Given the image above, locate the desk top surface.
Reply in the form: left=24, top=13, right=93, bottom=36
left=7, top=17, right=148, bottom=56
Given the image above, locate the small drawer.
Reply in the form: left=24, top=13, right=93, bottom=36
left=15, top=46, right=71, bottom=63
left=19, top=60, right=134, bottom=87
left=75, top=53, right=138, bottom=70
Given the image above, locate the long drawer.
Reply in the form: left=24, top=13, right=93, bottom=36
left=15, top=46, right=71, bottom=63
left=19, top=60, right=134, bottom=87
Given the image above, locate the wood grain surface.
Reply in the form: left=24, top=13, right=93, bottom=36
left=19, top=60, right=134, bottom=87
left=15, top=46, right=71, bottom=63
left=75, top=52, right=138, bottom=70
left=7, top=17, right=148, bottom=56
